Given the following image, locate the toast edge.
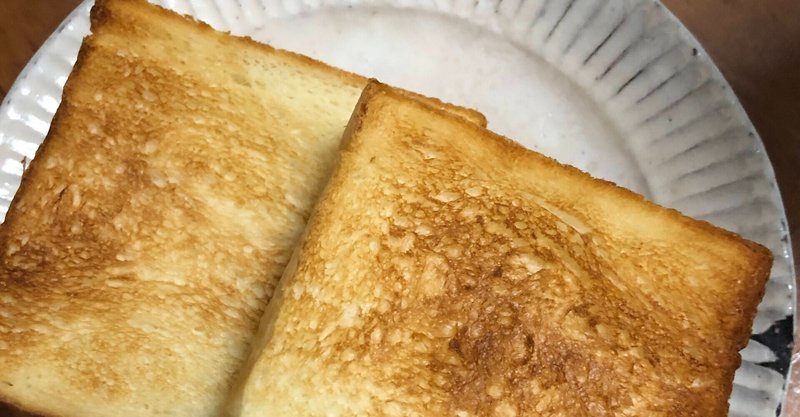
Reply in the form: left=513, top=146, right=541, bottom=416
left=90, top=0, right=487, bottom=127
left=0, top=35, right=106, bottom=417
left=0, top=35, right=99, bottom=245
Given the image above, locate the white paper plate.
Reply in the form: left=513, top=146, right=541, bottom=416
left=0, top=0, right=794, bottom=415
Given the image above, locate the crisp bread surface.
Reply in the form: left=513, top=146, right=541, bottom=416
left=232, top=82, right=772, bottom=417
left=0, top=1, right=483, bottom=416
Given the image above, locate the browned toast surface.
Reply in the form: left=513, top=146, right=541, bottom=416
left=0, top=1, right=483, bottom=416
left=233, top=82, right=772, bottom=417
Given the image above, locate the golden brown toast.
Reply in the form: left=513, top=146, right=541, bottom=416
left=231, top=81, right=772, bottom=417
left=0, top=1, right=484, bottom=416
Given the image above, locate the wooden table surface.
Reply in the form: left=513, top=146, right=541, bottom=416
left=1, top=0, right=799, bottom=414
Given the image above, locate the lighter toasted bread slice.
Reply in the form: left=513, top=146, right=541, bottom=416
left=0, top=1, right=484, bottom=416
left=231, top=81, right=772, bottom=417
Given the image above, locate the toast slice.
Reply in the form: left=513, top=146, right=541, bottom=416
left=230, top=81, right=772, bottom=417
left=0, top=1, right=484, bottom=416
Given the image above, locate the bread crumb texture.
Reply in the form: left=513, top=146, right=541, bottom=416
left=0, top=1, right=481, bottom=416
left=236, top=85, right=771, bottom=417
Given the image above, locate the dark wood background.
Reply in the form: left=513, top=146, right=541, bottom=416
left=1, top=0, right=799, bottom=414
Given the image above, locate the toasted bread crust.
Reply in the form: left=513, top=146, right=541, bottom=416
left=89, top=0, right=487, bottom=126
left=234, top=81, right=771, bottom=417
left=353, top=83, right=772, bottom=355
left=0, top=1, right=484, bottom=416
